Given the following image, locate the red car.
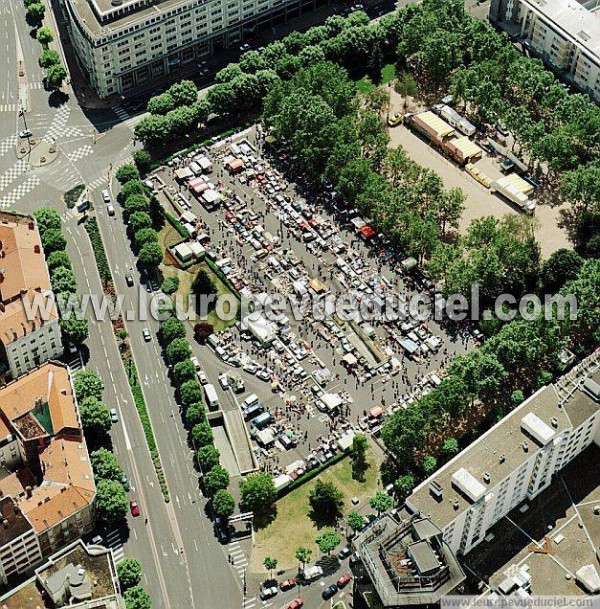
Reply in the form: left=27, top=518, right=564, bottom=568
left=280, top=578, right=297, bottom=591
left=337, top=572, right=352, bottom=588
left=129, top=500, right=141, bottom=517
left=286, top=600, right=303, bottom=609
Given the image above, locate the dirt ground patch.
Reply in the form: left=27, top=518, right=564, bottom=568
left=250, top=448, right=383, bottom=572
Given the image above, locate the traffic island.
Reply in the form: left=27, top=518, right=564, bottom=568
left=28, top=140, right=60, bottom=167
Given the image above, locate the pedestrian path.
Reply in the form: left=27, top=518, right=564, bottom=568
left=106, top=529, right=124, bottom=563
left=112, top=105, right=130, bottom=121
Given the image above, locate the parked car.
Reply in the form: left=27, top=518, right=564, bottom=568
left=259, top=586, right=278, bottom=600
left=218, top=373, right=229, bottom=389
left=286, top=600, right=303, bottom=609
left=191, top=356, right=200, bottom=370
left=322, top=584, right=338, bottom=600
left=279, top=578, right=297, bottom=591
left=19, top=129, right=32, bottom=139
left=125, top=273, right=134, bottom=286
left=197, top=369, right=208, bottom=385
left=129, top=500, right=141, bottom=517
left=142, top=328, right=151, bottom=342
left=110, top=408, right=118, bottom=423
left=121, top=473, right=130, bottom=492
left=337, top=572, right=352, bottom=588
left=387, top=112, right=403, bottom=127
left=338, top=546, right=351, bottom=560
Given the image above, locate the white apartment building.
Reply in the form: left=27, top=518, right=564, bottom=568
left=490, top=0, right=600, bottom=103
left=59, top=0, right=327, bottom=99
left=406, top=350, right=600, bottom=557
left=0, top=212, right=62, bottom=380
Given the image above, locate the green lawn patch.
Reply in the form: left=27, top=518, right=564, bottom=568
left=381, top=63, right=397, bottom=84
left=356, top=77, right=375, bottom=93
left=251, top=446, right=382, bottom=571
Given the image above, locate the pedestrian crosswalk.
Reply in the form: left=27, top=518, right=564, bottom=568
left=67, top=144, right=94, bottom=162
left=30, top=81, right=44, bottom=90
left=113, top=105, right=130, bottom=121
left=87, top=175, right=108, bottom=192
left=106, top=530, right=124, bottom=563
left=0, top=175, right=41, bottom=209
left=43, top=105, right=71, bottom=143
left=0, top=135, right=17, bottom=157
left=0, top=159, right=29, bottom=191
left=0, top=104, right=17, bottom=113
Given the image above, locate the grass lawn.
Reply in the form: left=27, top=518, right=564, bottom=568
left=158, top=224, right=236, bottom=333
left=251, top=447, right=382, bottom=572
left=356, top=77, right=375, bottom=93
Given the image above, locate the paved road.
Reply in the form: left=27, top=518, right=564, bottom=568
left=91, top=183, right=243, bottom=609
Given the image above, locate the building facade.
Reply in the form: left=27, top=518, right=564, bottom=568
left=406, top=350, right=600, bottom=557
left=0, top=212, right=62, bottom=380
left=60, top=0, right=327, bottom=99
left=490, top=0, right=600, bottom=102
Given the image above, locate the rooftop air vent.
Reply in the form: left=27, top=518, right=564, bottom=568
left=499, top=454, right=506, bottom=463
left=523, top=441, right=529, bottom=452
left=550, top=417, right=558, bottom=428
left=452, top=500, right=460, bottom=510
left=111, top=0, right=123, bottom=5
left=483, top=473, right=491, bottom=484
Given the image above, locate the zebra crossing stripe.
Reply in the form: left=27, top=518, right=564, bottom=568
left=113, top=105, right=130, bottom=120
left=0, top=104, right=17, bottom=113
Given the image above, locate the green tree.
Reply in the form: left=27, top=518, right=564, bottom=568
left=166, top=338, right=191, bottom=364
left=47, top=250, right=72, bottom=271
left=422, top=455, right=437, bottom=474
left=46, top=64, right=67, bottom=89
left=395, top=72, right=418, bottom=109
left=295, top=546, right=312, bottom=568
left=117, top=558, right=142, bottom=590
left=26, top=2, right=45, bottom=23
left=203, top=465, right=229, bottom=497
left=39, top=48, right=60, bottom=69
left=116, top=164, right=140, bottom=184
left=511, top=390, right=525, bottom=405
left=119, top=179, right=145, bottom=202
left=239, top=472, right=276, bottom=515
left=36, top=26, right=54, bottom=47
left=308, top=480, right=344, bottom=524
left=173, top=359, right=196, bottom=384
left=160, top=317, right=186, bottom=344
left=123, top=586, right=152, bottom=609
left=263, top=557, right=278, bottom=579
left=185, top=402, right=206, bottom=427
left=369, top=491, right=393, bottom=516
left=541, top=248, right=583, bottom=294
left=147, top=93, right=176, bottom=115
left=41, top=228, right=66, bottom=255
left=441, top=438, right=459, bottom=454
left=134, top=227, right=159, bottom=247
left=191, top=420, right=213, bottom=448
left=34, top=207, right=61, bottom=233
left=161, top=276, right=180, bottom=295
left=60, top=315, right=89, bottom=345
left=168, top=80, right=198, bottom=105
left=51, top=266, right=77, bottom=294
left=79, top=396, right=111, bottom=438
left=196, top=445, right=220, bottom=472
left=133, top=150, right=153, bottom=175
left=96, top=480, right=128, bottom=527
left=393, top=474, right=415, bottom=496
left=192, top=268, right=217, bottom=299
left=347, top=511, right=365, bottom=534
left=381, top=405, right=427, bottom=467
left=74, top=369, right=104, bottom=401
left=128, top=211, right=152, bottom=235
left=138, top=241, right=163, bottom=267
left=315, top=530, right=341, bottom=555
left=180, top=380, right=203, bottom=406
left=350, top=433, right=368, bottom=481
left=90, top=448, right=123, bottom=481
left=124, top=194, right=150, bottom=218
left=213, top=489, right=235, bottom=520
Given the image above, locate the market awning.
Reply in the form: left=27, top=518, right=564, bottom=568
left=360, top=226, right=375, bottom=240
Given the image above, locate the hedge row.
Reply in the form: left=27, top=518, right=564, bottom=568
left=165, top=211, right=190, bottom=239
left=85, top=218, right=113, bottom=285
left=205, top=257, right=241, bottom=300
left=279, top=450, right=349, bottom=498
left=127, top=359, right=170, bottom=502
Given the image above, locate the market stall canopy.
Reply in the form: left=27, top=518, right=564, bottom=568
left=175, top=167, right=193, bottom=180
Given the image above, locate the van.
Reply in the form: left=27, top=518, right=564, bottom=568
left=76, top=199, right=90, bottom=213
left=244, top=403, right=265, bottom=420
left=243, top=394, right=259, bottom=410
left=301, top=565, right=323, bottom=581
left=107, top=203, right=115, bottom=216
left=251, top=412, right=272, bottom=430
left=204, top=384, right=219, bottom=410
left=101, top=189, right=111, bottom=203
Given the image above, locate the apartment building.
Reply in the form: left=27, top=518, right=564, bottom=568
left=0, top=362, right=95, bottom=584
left=60, top=0, right=327, bottom=99
left=0, top=212, right=62, bottom=380
left=405, top=350, right=600, bottom=558
left=490, top=0, right=600, bottom=102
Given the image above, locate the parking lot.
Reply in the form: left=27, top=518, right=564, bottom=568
left=151, top=124, right=481, bottom=483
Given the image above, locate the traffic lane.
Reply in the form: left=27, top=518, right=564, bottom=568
left=94, top=192, right=242, bottom=609
left=91, top=192, right=197, bottom=609
left=65, top=219, right=173, bottom=609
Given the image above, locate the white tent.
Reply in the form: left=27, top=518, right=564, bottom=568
left=319, top=393, right=343, bottom=413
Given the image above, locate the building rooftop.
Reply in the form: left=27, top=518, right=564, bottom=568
left=0, top=363, right=95, bottom=535
left=0, top=495, right=34, bottom=547
left=522, top=0, right=600, bottom=59
left=353, top=515, right=466, bottom=606
left=68, top=0, right=195, bottom=37
left=0, top=212, right=57, bottom=347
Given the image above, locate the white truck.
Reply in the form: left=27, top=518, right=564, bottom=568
left=438, top=104, right=476, bottom=137
left=490, top=175, right=536, bottom=214
left=204, top=384, right=219, bottom=410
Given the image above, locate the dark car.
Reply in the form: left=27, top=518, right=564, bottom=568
left=125, top=273, right=134, bottom=287
left=338, top=546, right=351, bottom=560
left=322, top=584, right=338, bottom=600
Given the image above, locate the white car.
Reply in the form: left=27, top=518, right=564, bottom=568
left=218, top=373, right=229, bottom=390
left=243, top=361, right=258, bottom=375
left=101, top=189, right=111, bottom=203
left=191, top=356, right=200, bottom=371
left=259, top=586, right=278, bottom=601
left=110, top=408, right=119, bottom=423
left=197, top=369, right=208, bottom=385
